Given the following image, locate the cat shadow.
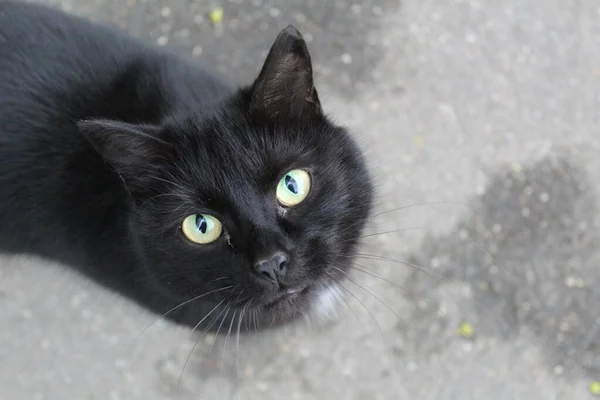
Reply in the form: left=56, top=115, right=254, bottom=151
left=401, top=154, right=600, bottom=379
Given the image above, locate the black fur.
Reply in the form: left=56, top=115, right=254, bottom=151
left=0, top=1, right=373, bottom=331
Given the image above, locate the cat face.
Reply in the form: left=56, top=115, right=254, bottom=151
left=79, top=26, right=373, bottom=330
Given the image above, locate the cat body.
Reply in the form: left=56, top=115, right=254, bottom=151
left=0, top=1, right=373, bottom=330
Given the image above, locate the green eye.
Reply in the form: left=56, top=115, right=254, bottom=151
left=181, top=214, right=222, bottom=244
left=276, top=169, right=311, bottom=207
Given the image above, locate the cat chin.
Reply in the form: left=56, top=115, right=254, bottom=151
left=254, top=283, right=343, bottom=328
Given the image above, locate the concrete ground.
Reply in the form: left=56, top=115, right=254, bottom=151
left=2, top=0, right=600, bottom=398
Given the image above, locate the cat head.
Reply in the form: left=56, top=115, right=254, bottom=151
left=79, top=26, right=374, bottom=330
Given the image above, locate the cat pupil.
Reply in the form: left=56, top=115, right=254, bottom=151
left=195, top=216, right=208, bottom=233
left=285, top=175, right=298, bottom=194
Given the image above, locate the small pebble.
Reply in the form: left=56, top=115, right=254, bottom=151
left=160, top=7, right=171, bottom=18
left=590, top=381, right=600, bottom=395
left=269, top=7, right=281, bottom=18
left=458, top=321, right=475, bottom=338
left=156, top=36, right=169, bottom=46
left=204, top=333, right=216, bottom=345
left=209, top=7, right=224, bottom=24
left=413, top=136, right=424, bottom=146
left=280, top=344, right=291, bottom=353
left=340, top=53, right=353, bottom=64
left=192, top=46, right=203, bottom=57
left=539, top=192, right=549, bottom=203
left=565, top=276, right=584, bottom=288
left=406, top=361, right=418, bottom=371
left=244, top=365, right=255, bottom=377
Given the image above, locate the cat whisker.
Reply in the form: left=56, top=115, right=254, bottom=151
left=252, top=307, right=260, bottom=334
left=356, top=226, right=426, bottom=240
left=350, top=253, right=448, bottom=281
left=371, top=201, right=469, bottom=219
left=126, top=284, right=233, bottom=353
left=324, top=271, right=387, bottom=342
left=446, top=226, right=516, bottom=279
left=186, top=298, right=226, bottom=339
left=345, top=264, right=409, bottom=294
left=178, top=301, right=231, bottom=388
left=316, top=201, right=460, bottom=245
left=328, top=266, right=401, bottom=384
left=342, top=256, right=518, bottom=342
left=207, top=304, right=231, bottom=367
left=325, top=267, right=383, bottom=336
left=177, top=300, right=229, bottom=387
left=235, top=300, right=251, bottom=391
left=327, top=281, right=363, bottom=332
left=220, top=309, right=238, bottom=379
left=328, top=265, right=407, bottom=326
left=326, top=223, right=425, bottom=247
left=242, top=301, right=251, bottom=332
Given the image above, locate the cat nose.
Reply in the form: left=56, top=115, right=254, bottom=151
left=253, top=252, right=288, bottom=283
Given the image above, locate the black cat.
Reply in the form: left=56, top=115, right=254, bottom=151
left=0, top=1, right=373, bottom=331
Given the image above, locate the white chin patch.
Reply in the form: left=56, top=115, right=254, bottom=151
left=311, top=284, right=342, bottom=322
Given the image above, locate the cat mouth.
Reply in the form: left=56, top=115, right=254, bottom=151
left=263, top=285, right=309, bottom=308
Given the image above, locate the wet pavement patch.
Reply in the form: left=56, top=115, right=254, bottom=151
left=404, top=155, right=600, bottom=379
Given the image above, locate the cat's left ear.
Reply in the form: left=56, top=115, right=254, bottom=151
left=250, top=25, right=322, bottom=122
left=77, top=119, right=167, bottom=178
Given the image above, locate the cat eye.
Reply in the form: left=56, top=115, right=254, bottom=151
left=181, top=214, right=223, bottom=244
left=276, top=169, right=311, bottom=207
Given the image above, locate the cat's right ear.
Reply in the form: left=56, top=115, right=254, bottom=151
left=77, top=119, right=168, bottom=177
left=249, top=25, right=322, bottom=123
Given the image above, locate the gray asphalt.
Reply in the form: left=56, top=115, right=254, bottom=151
left=2, top=0, right=600, bottom=399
